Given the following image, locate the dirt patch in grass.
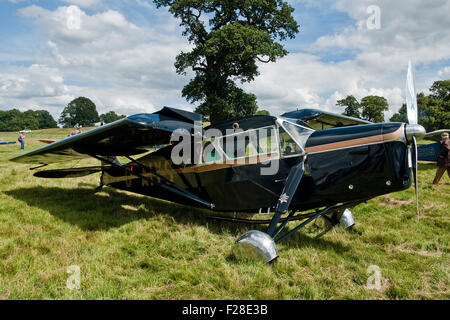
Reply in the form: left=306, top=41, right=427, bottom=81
left=379, top=196, right=413, bottom=207
left=387, top=244, right=443, bottom=258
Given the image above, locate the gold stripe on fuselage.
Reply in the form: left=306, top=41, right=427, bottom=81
left=305, top=126, right=403, bottom=154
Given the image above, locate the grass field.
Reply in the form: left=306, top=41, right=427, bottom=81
left=0, top=128, right=448, bottom=299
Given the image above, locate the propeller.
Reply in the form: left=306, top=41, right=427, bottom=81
left=405, top=59, right=425, bottom=218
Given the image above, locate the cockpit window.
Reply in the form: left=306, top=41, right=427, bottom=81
left=219, top=126, right=279, bottom=161
left=257, top=127, right=278, bottom=155
left=278, top=126, right=303, bottom=157
left=282, top=121, right=313, bottom=152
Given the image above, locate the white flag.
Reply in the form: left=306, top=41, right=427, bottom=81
left=406, top=59, right=418, bottom=124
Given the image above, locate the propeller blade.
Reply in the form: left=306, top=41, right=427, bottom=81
left=406, top=59, right=418, bottom=125
left=412, top=136, right=420, bottom=218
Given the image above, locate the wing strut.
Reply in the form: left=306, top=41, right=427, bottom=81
left=267, top=157, right=306, bottom=237
left=91, top=154, right=215, bottom=210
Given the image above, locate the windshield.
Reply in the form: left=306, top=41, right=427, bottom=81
left=278, top=121, right=314, bottom=157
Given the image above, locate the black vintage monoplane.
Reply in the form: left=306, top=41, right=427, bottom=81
left=11, top=103, right=426, bottom=262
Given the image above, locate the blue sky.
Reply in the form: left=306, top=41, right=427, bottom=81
left=0, top=0, right=449, bottom=119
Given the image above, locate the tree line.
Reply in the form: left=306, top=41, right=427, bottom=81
left=0, top=109, right=57, bottom=132
left=0, top=97, right=126, bottom=132
left=337, top=80, right=449, bottom=132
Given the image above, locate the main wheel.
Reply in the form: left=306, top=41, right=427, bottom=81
left=232, top=230, right=278, bottom=264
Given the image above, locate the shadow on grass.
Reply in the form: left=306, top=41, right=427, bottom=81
left=4, top=185, right=349, bottom=252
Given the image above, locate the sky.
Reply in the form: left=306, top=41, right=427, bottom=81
left=0, top=0, right=449, bottom=121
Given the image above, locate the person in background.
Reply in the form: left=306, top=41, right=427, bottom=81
left=432, top=132, right=450, bottom=184
left=18, top=132, right=25, bottom=150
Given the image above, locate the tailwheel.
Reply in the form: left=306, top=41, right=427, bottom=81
left=232, top=230, right=278, bottom=264
left=312, top=208, right=355, bottom=235
left=337, top=209, right=355, bottom=230
left=315, top=209, right=355, bottom=233
left=316, top=209, right=355, bottom=231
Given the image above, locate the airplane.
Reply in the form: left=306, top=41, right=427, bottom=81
left=9, top=63, right=426, bottom=263
left=10, top=102, right=425, bottom=263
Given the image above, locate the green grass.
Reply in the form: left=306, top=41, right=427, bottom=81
left=0, top=128, right=448, bottom=299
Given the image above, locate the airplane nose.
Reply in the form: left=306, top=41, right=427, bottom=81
left=405, top=124, right=426, bottom=144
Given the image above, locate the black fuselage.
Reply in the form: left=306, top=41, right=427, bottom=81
left=102, top=120, right=411, bottom=213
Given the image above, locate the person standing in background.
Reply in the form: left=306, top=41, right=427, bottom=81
left=432, top=132, right=450, bottom=184
left=18, top=132, right=25, bottom=150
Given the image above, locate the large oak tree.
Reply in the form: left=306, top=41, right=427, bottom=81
left=154, top=0, right=299, bottom=123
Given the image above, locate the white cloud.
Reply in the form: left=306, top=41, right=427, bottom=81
left=245, top=0, right=450, bottom=118
left=1, top=1, right=448, bottom=123
left=0, top=64, right=74, bottom=117
left=4, top=4, right=190, bottom=119
left=243, top=53, right=405, bottom=119
left=61, top=0, right=102, bottom=8
left=438, top=66, right=450, bottom=79
left=0, top=64, right=67, bottom=99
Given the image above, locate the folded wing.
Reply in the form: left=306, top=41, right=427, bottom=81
left=10, top=107, right=201, bottom=165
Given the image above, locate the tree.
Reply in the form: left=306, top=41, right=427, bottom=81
left=255, top=109, right=270, bottom=116
left=0, top=109, right=22, bottom=131
left=390, top=104, right=407, bottom=123
left=34, top=110, right=58, bottom=129
left=337, top=95, right=361, bottom=118
left=0, top=109, right=39, bottom=131
left=360, top=95, right=388, bottom=123
left=22, top=110, right=40, bottom=130
left=154, top=0, right=299, bottom=123
left=100, top=111, right=126, bottom=124
left=59, top=97, right=99, bottom=128
left=430, top=80, right=450, bottom=101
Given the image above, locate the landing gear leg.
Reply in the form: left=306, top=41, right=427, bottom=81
left=232, top=204, right=358, bottom=263
left=232, top=205, right=336, bottom=264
